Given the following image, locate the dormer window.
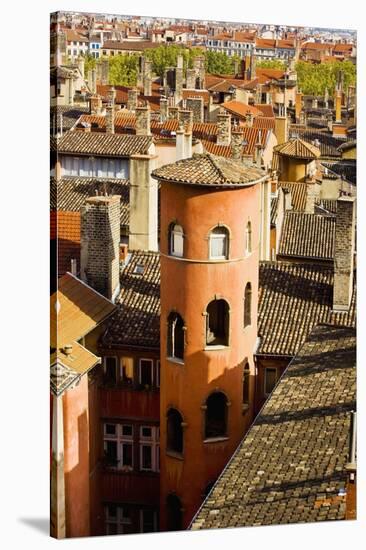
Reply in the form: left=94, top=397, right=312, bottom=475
left=209, top=226, right=229, bottom=260
left=169, top=223, right=184, bottom=258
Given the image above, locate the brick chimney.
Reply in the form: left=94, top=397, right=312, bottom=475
left=184, top=125, right=193, bottom=158
left=217, top=110, right=232, bottom=146
left=127, top=88, right=139, bottom=111
left=106, top=87, right=116, bottom=134
left=335, top=91, right=342, bottom=123
left=176, top=126, right=185, bottom=161
left=136, top=104, right=151, bottom=136
left=186, top=68, right=196, bottom=89
left=175, top=66, right=183, bottom=104
left=178, top=109, right=193, bottom=129
left=90, top=94, right=102, bottom=115
left=194, top=56, right=205, bottom=89
left=231, top=128, right=243, bottom=160
left=250, top=54, right=256, bottom=79
left=129, top=154, right=158, bottom=251
left=245, top=111, right=254, bottom=128
left=77, top=56, right=85, bottom=79
left=67, top=76, right=74, bottom=106
left=333, top=196, right=355, bottom=311
left=143, top=59, right=152, bottom=96
left=80, top=195, right=121, bottom=302
left=185, top=97, right=204, bottom=122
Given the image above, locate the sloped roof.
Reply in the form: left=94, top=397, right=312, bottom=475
left=56, top=131, right=153, bottom=157
left=277, top=182, right=307, bottom=211
left=101, top=250, right=161, bottom=350
left=50, top=342, right=101, bottom=396
left=257, top=262, right=356, bottom=356
left=278, top=212, right=335, bottom=261
left=51, top=211, right=81, bottom=277
left=51, top=272, right=116, bottom=349
left=274, top=138, right=321, bottom=159
left=221, top=100, right=263, bottom=119
left=151, top=153, right=267, bottom=187
left=191, top=324, right=356, bottom=530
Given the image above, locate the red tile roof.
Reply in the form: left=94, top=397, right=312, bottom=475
left=52, top=211, right=81, bottom=277
left=221, top=100, right=264, bottom=119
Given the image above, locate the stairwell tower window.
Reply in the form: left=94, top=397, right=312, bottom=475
left=209, top=225, right=229, bottom=260
left=169, top=223, right=184, bottom=257
left=206, top=299, right=229, bottom=347
left=167, top=312, right=185, bottom=361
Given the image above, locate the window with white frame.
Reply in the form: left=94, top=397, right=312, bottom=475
left=139, top=509, right=158, bottom=533
left=139, top=426, right=159, bottom=472
left=169, top=223, right=184, bottom=257
left=103, top=423, right=134, bottom=470
left=105, top=504, right=133, bottom=535
left=139, top=358, right=154, bottom=387
left=264, top=367, right=277, bottom=396
left=209, top=226, right=229, bottom=259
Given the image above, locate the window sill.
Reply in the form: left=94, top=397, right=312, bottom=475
left=204, top=345, right=229, bottom=351
left=203, top=436, right=229, bottom=444
left=166, top=450, right=184, bottom=461
left=167, top=357, right=184, bottom=365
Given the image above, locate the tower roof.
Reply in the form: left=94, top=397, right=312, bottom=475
left=273, top=138, right=321, bottom=159
left=151, top=153, right=267, bottom=188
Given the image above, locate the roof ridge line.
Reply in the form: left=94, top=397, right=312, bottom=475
left=207, top=153, right=228, bottom=182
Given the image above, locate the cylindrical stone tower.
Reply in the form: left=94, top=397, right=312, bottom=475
left=151, top=153, right=267, bottom=530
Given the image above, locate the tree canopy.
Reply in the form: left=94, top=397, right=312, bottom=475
left=256, top=59, right=286, bottom=70
left=295, top=60, right=356, bottom=96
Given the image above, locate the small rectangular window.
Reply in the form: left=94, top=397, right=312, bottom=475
left=141, top=445, right=152, bottom=470
left=104, top=357, right=118, bottom=384
left=264, top=367, right=277, bottom=396
left=105, top=423, right=117, bottom=436
left=139, top=359, right=153, bottom=387
left=120, top=357, right=134, bottom=385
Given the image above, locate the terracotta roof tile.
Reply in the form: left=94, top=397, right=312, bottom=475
left=221, top=100, right=263, bottom=119
left=191, top=324, right=356, bottom=529
left=53, top=211, right=81, bottom=277
left=151, top=153, right=267, bottom=187
left=102, top=250, right=160, bottom=350
left=257, top=262, right=355, bottom=356
left=56, top=131, right=153, bottom=157
left=278, top=212, right=335, bottom=261
left=277, top=182, right=307, bottom=211
left=274, top=138, right=321, bottom=159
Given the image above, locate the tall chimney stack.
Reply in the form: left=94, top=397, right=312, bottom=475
left=101, top=58, right=109, bottom=85
left=127, top=88, right=139, bottom=111
left=106, top=87, right=116, bottom=134
left=186, top=68, right=196, bottom=89
left=335, top=90, right=342, bottom=123
left=136, top=104, right=151, bottom=136
left=160, top=97, right=168, bottom=122
left=295, top=91, right=303, bottom=122
left=143, top=59, right=152, bottom=96
left=333, top=196, right=356, bottom=311
left=231, top=128, right=243, bottom=160
left=80, top=195, right=121, bottom=302
left=217, top=110, right=232, bottom=146
left=129, top=154, right=158, bottom=251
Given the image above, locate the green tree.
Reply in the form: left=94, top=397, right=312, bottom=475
left=295, top=60, right=356, bottom=95
left=83, top=53, right=96, bottom=78
left=256, top=59, right=286, bottom=70
left=98, top=54, right=139, bottom=86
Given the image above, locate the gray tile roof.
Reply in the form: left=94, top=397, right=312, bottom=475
left=101, top=250, right=161, bottom=350
left=277, top=182, right=307, bottom=211
left=151, top=153, right=267, bottom=187
left=50, top=177, right=130, bottom=227
left=258, top=262, right=355, bottom=356
left=50, top=105, right=89, bottom=133
left=190, top=324, right=356, bottom=530
left=322, top=161, right=356, bottom=185
left=56, top=131, right=153, bottom=157
left=278, top=212, right=335, bottom=261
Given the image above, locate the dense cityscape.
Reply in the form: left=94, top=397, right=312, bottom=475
left=50, top=11, right=356, bottom=539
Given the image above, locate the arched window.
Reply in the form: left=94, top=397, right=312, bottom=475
left=167, top=312, right=185, bottom=360
left=209, top=226, right=229, bottom=260
left=245, top=221, right=252, bottom=254
left=169, top=223, right=184, bottom=257
left=205, top=392, right=228, bottom=439
left=167, top=408, right=183, bottom=454
left=166, top=494, right=182, bottom=531
left=242, top=363, right=250, bottom=405
left=244, top=283, right=252, bottom=328
left=206, top=299, right=229, bottom=346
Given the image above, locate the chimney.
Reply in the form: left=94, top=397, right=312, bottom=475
left=333, top=196, right=355, bottom=311
left=335, top=91, right=342, bottom=123
left=186, top=68, right=196, bottom=89
left=80, top=195, right=121, bottom=302
left=304, top=180, right=318, bottom=213
left=274, top=112, right=288, bottom=145
left=231, top=128, right=243, bottom=160
left=178, top=109, right=193, bottom=129
left=195, top=56, right=205, bottom=89
left=68, top=76, right=74, bottom=106
left=245, top=111, right=254, bottom=128
left=106, top=87, right=116, bottom=134
left=175, top=66, right=183, bottom=104
left=312, top=97, right=318, bottom=109
left=250, top=54, right=256, bottom=79
left=168, top=106, right=179, bottom=120
left=143, top=59, right=152, bottom=96
left=136, top=104, right=151, bottom=136
left=177, top=54, right=184, bottom=69
left=295, top=91, right=303, bottom=122
left=184, top=126, right=193, bottom=158
left=324, top=88, right=329, bottom=109
left=255, top=142, right=263, bottom=169
left=101, top=58, right=109, bottom=85
left=90, top=94, right=102, bottom=115
left=217, top=110, right=232, bottom=146
left=127, top=88, right=139, bottom=111
left=176, top=126, right=185, bottom=161
left=185, top=97, right=204, bottom=123
left=129, top=154, right=158, bottom=251
left=160, top=97, right=168, bottom=122
left=245, top=54, right=251, bottom=79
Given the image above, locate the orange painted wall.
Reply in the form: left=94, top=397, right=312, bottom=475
left=159, top=181, right=260, bottom=529
left=63, top=376, right=90, bottom=538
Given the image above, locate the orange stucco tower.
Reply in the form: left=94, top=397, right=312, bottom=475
left=152, top=153, right=267, bottom=530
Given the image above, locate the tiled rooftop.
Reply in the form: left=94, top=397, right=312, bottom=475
left=151, top=153, right=267, bottom=187
left=101, top=250, right=161, bottom=350
left=191, top=324, right=356, bottom=530
left=257, top=262, right=355, bottom=356
left=277, top=182, right=307, bottom=211
left=274, top=138, right=321, bottom=160
left=56, top=131, right=153, bottom=157
left=278, top=212, right=335, bottom=261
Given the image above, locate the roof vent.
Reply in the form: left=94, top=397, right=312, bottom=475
left=133, top=264, right=145, bottom=275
